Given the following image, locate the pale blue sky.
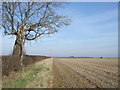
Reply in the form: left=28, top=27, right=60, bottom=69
left=1, top=2, right=118, bottom=57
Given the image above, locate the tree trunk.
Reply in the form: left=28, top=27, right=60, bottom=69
left=13, top=35, right=22, bottom=55
left=13, top=35, right=25, bottom=66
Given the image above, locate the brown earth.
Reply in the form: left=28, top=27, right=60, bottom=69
left=2, top=55, right=50, bottom=76
left=53, top=58, right=118, bottom=88
left=1, top=57, right=119, bottom=88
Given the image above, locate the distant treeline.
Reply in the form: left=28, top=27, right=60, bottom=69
left=54, top=57, right=119, bottom=58
left=56, top=57, right=100, bottom=58
left=55, top=56, right=104, bottom=58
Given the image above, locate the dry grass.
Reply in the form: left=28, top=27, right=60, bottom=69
left=2, top=58, right=53, bottom=88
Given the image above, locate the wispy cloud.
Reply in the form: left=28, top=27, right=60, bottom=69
left=70, top=9, right=117, bottom=29
left=79, top=9, right=117, bottom=25
left=65, top=9, right=117, bottom=40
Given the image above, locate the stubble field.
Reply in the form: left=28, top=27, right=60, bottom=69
left=53, top=57, right=118, bottom=88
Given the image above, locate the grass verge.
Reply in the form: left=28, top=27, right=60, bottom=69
left=2, top=59, right=53, bottom=88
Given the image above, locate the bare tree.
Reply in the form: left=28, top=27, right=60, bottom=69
left=1, top=2, right=70, bottom=66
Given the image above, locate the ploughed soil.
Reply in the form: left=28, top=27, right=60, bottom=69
left=53, top=58, right=118, bottom=88
left=2, top=55, right=50, bottom=76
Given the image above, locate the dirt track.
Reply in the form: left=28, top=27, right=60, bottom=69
left=53, top=58, right=118, bottom=88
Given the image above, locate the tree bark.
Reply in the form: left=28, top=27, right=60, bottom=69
left=13, top=35, right=22, bottom=55
left=13, top=35, right=25, bottom=66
